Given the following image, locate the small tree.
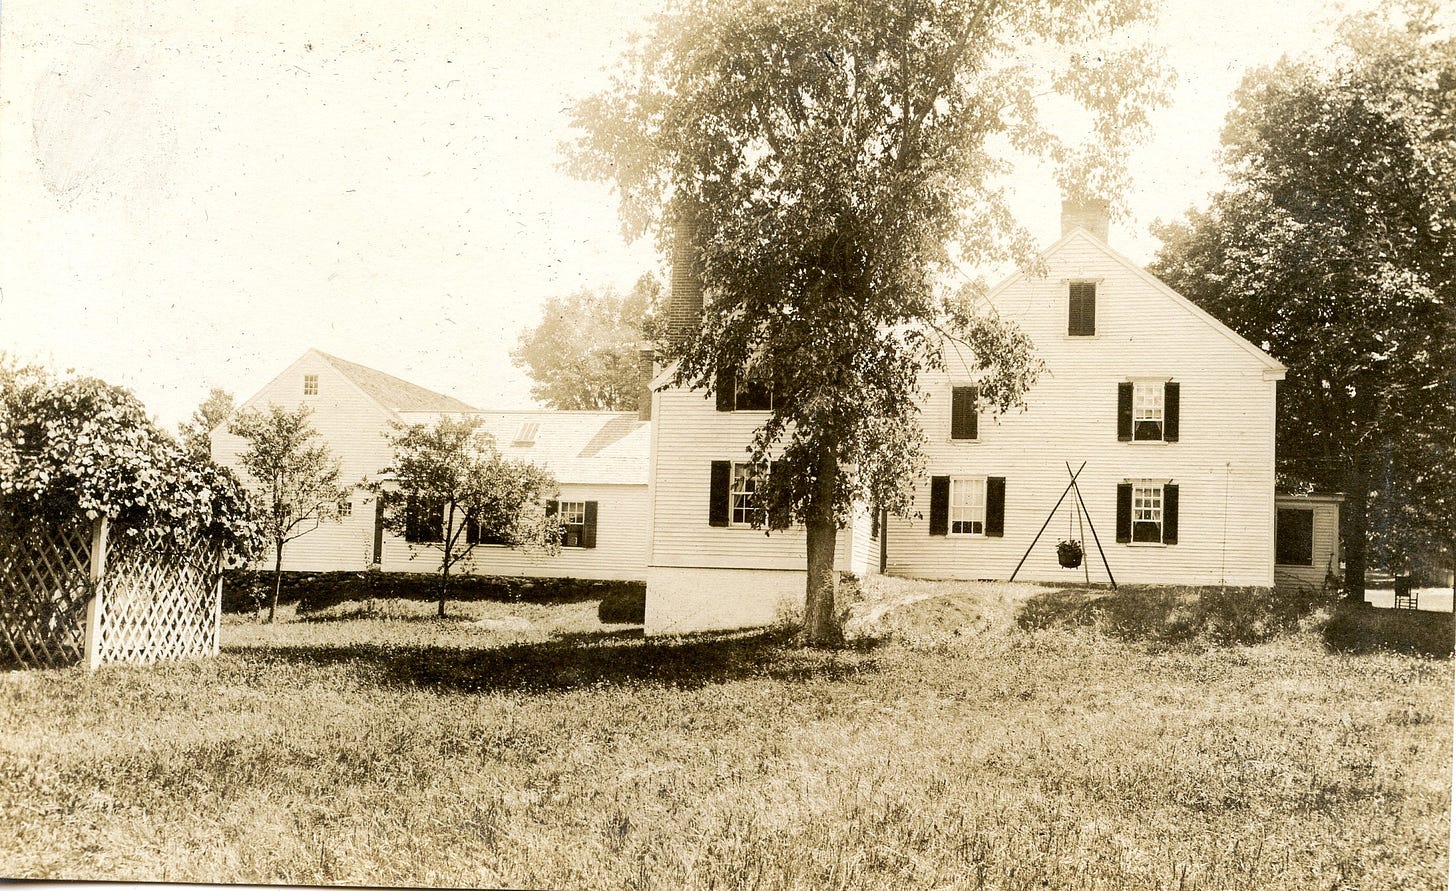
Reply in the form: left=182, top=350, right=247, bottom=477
left=228, top=404, right=349, bottom=622
left=178, top=388, right=235, bottom=460
left=511, top=275, right=660, bottom=410
left=374, top=416, right=560, bottom=618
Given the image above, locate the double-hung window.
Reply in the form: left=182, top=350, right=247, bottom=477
left=1118, top=381, right=1180, bottom=442
left=730, top=462, right=765, bottom=526
left=1132, top=485, right=1162, bottom=542
left=545, top=499, right=599, bottom=548
left=303, top=374, right=319, bottom=396
left=715, top=367, right=775, bottom=411
left=928, top=475, right=1005, bottom=537
left=1116, top=482, right=1179, bottom=545
left=949, top=477, right=986, bottom=535
left=1133, top=382, right=1164, bottom=441
left=708, top=461, right=770, bottom=527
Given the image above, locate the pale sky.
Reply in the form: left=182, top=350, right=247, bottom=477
left=0, top=0, right=1371, bottom=429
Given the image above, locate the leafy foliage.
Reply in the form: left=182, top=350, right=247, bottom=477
left=228, top=404, right=349, bottom=620
left=1150, top=2, right=1456, bottom=594
left=512, top=276, right=660, bottom=410
left=178, top=388, right=235, bottom=460
left=373, top=416, right=561, bottom=617
left=569, top=0, right=1168, bottom=642
left=0, top=361, right=261, bottom=561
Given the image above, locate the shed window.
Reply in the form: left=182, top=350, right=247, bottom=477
left=303, top=374, right=319, bottom=396
left=1276, top=508, right=1314, bottom=566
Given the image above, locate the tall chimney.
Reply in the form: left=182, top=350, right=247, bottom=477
left=636, top=347, right=655, bottom=421
left=667, top=215, right=703, bottom=338
left=1060, top=198, right=1111, bottom=242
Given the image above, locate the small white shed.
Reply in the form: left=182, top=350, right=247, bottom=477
left=1274, top=493, right=1343, bottom=589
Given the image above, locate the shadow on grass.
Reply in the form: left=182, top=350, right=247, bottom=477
left=1323, top=604, right=1454, bottom=659
left=226, top=627, right=881, bottom=693
left=1015, top=585, right=1329, bottom=647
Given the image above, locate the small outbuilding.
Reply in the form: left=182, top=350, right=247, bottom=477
left=1274, top=492, right=1343, bottom=589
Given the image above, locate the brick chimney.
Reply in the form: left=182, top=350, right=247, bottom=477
left=667, top=216, right=703, bottom=338
left=1060, top=198, right=1111, bottom=242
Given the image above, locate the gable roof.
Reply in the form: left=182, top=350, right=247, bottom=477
left=397, top=409, right=651, bottom=485
left=990, top=228, right=1288, bottom=377
left=315, top=350, right=480, bottom=413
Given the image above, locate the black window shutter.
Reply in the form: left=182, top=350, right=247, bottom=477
left=715, top=367, right=735, bottom=412
left=1116, top=484, right=1132, bottom=543
left=951, top=386, right=978, bottom=440
left=1164, top=382, right=1180, bottom=442
left=582, top=501, right=598, bottom=548
left=929, top=476, right=949, bottom=536
left=1069, top=282, right=1096, bottom=335
left=708, top=461, right=731, bottom=527
left=985, top=477, right=1005, bottom=537
left=1117, top=382, right=1133, bottom=441
left=1162, top=485, right=1179, bottom=545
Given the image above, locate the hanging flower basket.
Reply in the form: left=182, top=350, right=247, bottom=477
left=1057, top=539, right=1084, bottom=569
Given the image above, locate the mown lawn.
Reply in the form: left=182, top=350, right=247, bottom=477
left=0, top=581, right=1450, bottom=889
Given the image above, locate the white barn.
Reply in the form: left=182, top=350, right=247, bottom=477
left=643, top=201, right=1287, bottom=634
left=211, top=349, right=650, bottom=581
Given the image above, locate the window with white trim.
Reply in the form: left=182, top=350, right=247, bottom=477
left=950, top=477, right=986, bottom=535
left=337, top=499, right=352, bottom=517
left=730, top=462, right=765, bottom=526
left=558, top=500, right=587, bottom=547
left=1133, top=381, right=1164, bottom=441
left=303, top=374, right=319, bottom=396
left=1132, top=484, right=1162, bottom=543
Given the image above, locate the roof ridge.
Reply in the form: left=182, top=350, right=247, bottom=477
left=314, top=350, right=480, bottom=413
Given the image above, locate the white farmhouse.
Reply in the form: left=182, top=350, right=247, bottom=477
left=210, top=349, right=650, bottom=581
left=643, top=201, right=1288, bottom=634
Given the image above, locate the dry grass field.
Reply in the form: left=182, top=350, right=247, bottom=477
left=0, top=579, right=1450, bottom=889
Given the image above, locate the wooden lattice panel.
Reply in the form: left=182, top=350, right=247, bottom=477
left=96, top=530, right=221, bottom=666
left=0, top=517, right=94, bottom=669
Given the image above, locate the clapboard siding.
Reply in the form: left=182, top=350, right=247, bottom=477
left=887, top=232, right=1280, bottom=586
left=212, top=351, right=652, bottom=579
left=379, top=483, right=648, bottom=581
left=211, top=352, right=399, bottom=572
left=646, top=386, right=859, bottom=573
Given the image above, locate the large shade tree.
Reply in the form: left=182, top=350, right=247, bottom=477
left=512, top=275, right=661, bottom=410
left=570, top=0, right=1169, bottom=643
left=1150, top=2, right=1456, bottom=599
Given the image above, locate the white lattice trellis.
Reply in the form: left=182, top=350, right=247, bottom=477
left=94, top=528, right=222, bottom=666
left=0, top=517, right=222, bottom=670
left=0, top=517, right=94, bottom=668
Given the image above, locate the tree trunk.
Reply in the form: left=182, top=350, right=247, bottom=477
left=269, top=543, right=284, bottom=623
left=803, top=447, right=843, bottom=648
left=1342, top=467, right=1369, bottom=603
left=439, top=555, right=450, bottom=619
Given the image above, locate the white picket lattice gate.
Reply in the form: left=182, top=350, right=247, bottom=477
left=0, top=516, right=223, bottom=670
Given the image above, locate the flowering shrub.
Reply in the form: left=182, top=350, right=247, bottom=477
left=0, top=371, right=263, bottom=562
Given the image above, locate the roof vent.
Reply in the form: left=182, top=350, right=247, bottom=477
left=513, top=421, right=540, bottom=446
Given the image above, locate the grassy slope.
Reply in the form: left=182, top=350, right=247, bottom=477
left=0, top=582, right=1449, bottom=890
